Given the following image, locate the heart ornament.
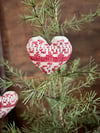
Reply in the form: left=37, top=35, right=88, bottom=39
left=0, top=91, right=18, bottom=118
left=26, top=36, right=72, bottom=74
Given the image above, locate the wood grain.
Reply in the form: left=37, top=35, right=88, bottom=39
left=0, top=0, right=100, bottom=132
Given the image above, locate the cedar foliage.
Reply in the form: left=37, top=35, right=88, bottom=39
left=0, top=0, right=100, bottom=133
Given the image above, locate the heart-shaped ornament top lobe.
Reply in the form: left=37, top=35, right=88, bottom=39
left=0, top=91, right=18, bottom=118
left=26, top=36, right=72, bottom=74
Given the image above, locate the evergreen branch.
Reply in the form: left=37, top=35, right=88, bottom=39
left=62, top=7, right=100, bottom=32
left=61, top=57, right=100, bottom=78
left=21, top=0, right=100, bottom=41
left=0, top=57, right=100, bottom=103
left=0, top=57, right=99, bottom=105
left=22, top=57, right=100, bottom=106
left=0, top=78, right=13, bottom=92
left=21, top=0, right=62, bottom=42
left=0, top=60, right=35, bottom=89
left=93, top=126, right=100, bottom=133
left=1, top=122, right=21, bottom=133
left=21, top=90, right=100, bottom=133
left=22, top=0, right=36, bottom=7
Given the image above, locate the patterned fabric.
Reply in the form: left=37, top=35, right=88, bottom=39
left=0, top=91, right=18, bottom=118
left=26, top=36, right=72, bottom=74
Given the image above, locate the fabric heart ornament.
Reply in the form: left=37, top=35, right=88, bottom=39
left=0, top=91, right=18, bottom=118
left=26, top=36, right=72, bottom=74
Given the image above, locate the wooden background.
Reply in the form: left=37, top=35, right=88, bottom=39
left=0, top=0, right=100, bottom=77
left=0, top=0, right=100, bottom=132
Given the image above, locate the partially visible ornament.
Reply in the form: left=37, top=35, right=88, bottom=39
left=0, top=91, right=18, bottom=118
left=26, top=36, right=72, bottom=74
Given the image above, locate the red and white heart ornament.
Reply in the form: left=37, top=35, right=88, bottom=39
left=26, top=36, right=72, bottom=74
left=0, top=91, right=18, bottom=118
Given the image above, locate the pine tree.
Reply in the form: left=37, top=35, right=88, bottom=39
left=0, top=0, right=100, bottom=133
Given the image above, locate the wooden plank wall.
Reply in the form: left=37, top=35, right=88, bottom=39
left=0, top=31, right=5, bottom=78
left=0, top=4, right=5, bottom=94
left=0, top=0, right=100, bottom=131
